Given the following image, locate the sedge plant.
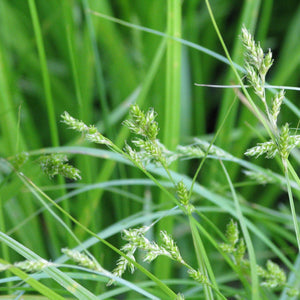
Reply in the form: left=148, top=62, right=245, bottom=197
left=5, top=93, right=300, bottom=298
left=1, top=3, right=300, bottom=298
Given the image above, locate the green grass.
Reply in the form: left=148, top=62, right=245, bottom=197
left=1, top=1, right=300, bottom=299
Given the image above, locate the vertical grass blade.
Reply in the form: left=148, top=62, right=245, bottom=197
left=163, top=0, right=182, bottom=151
left=81, top=0, right=110, bottom=135
left=155, top=0, right=182, bottom=279
left=28, top=0, right=73, bottom=254
left=27, top=0, right=59, bottom=147
left=189, top=217, right=216, bottom=300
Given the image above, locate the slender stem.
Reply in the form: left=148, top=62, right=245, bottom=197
left=188, top=91, right=238, bottom=201
left=27, top=0, right=59, bottom=147
left=284, top=163, right=300, bottom=252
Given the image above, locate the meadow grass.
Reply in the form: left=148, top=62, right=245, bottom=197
left=0, top=1, right=300, bottom=299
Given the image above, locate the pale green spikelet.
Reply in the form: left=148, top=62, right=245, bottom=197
left=176, top=181, right=195, bottom=214
left=235, top=239, right=246, bottom=265
left=160, top=231, right=185, bottom=264
left=289, top=134, right=300, bottom=149
left=257, top=264, right=268, bottom=278
left=119, top=244, right=137, bottom=274
left=241, top=26, right=273, bottom=80
left=260, top=260, right=286, bottom=288
left=194, top=139, right=233, bottom=159
left=108, top=257, right=128, bottom=284
left=226, top=219, right=239, bottom=247
left=245, top=124, right=300, bottom=161
left=245, top=62, right=264, bottom=99
left=14, top=259, right=53, bottom=272
left=143, top=243, right=169, bottom=263
left=241, top=25, right=274, bottom=131
left=107, top=253, right=136, bottom=286
left=122, top=226, right=150, bottom=243
left=219, top=242, right=235, bottom=254
left=39, top=154, right=81, bottom=180
left=61, top=111, right=112, bottom=146
left=132, top=138, right=165, bottom=165
left=123, top=105, right=175, bottom=167
left=110, top=226, right=187, bottom=285
left=245, top=140, right=278, bottom=159
left=144, top=108, right=159, bottom=141
left=109, top=226, right=151, bottom=285
left=271, top=123, right=300, bottom=168
left=279, top=123, right=291, bottom=162
left=62, top=248, right=102, bottom=272
left=107, top=239, right=137, bottom=286
left=124, top=143, right=144, bottom=169
left=176, top=181, right=189, bottom=205
left=260, top=49, right=273, bottom=78
left=270, top=90, right=285, bottom=127
left=243, top=170, right=276, bottom=185
left=0, top=263, right=11, bottom=272
left=61, top=111, right=89, bottom=132
left=176, top=145, right=205, bottom=158
left=122, top=227, right=169, bottom=263
left=123, top=105, right=159, bottom=141
left=176, top=293, right=185, bottom=300
left=187, top=269, right=210, bottom=285
left=122, top=105, right=145, bottom=136
left=219, top=220, right=245, bottom=265
left=11, top=152, right=29, bottom=169
left=241, top=26, right=264, bottom=70
left=122, top=227, right=183, bottom=263
left=219, top=219, right=239, bottom=255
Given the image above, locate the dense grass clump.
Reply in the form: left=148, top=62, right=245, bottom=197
left=1, top=1, right=300, bottom=299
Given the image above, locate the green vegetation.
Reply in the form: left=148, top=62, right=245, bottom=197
left=1, top=1, right=300, bottom=299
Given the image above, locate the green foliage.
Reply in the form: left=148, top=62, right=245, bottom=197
left=1, top=1, right=300, bottom=299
